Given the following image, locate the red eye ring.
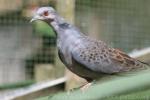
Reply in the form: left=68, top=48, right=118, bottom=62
left=43, top=11, right=49, bottom=16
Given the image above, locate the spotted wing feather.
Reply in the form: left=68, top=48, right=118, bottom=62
left=72, top=37, right=148, bottom=74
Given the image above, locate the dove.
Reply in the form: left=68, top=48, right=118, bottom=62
left=31, top=7, right=149, bottom=90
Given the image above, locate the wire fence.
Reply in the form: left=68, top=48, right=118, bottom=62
left=0, top=0, right=56, bottom=86
left=0, top=0, right=149, bottom=91
left=76, top=0, right=150, bottom=52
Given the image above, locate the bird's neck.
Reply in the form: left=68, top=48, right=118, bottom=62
left=48, top=15, right=85, bottom=63
left=48, top=15, right=84, bottom=38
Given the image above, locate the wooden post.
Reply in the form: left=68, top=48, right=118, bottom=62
left=34, top=64, right=55, bottom=82
left=56, top=0, right=75, bottom=23
left=56, top=0, right=86, bottom=90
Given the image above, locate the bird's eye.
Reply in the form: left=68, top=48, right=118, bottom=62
left=43, top=11, right=49, bottom=16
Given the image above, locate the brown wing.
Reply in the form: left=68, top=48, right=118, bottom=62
left=109, top=48, right=146, bottom=72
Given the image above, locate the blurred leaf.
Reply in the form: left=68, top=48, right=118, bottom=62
left=34, top=21, right=55, bottom=37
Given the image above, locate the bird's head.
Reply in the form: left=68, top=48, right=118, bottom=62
left=30, top=7, right=56, bottom=23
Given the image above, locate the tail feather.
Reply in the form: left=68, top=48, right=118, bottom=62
left=137, top=60, right=150, bottom=66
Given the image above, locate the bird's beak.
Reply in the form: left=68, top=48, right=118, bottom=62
left=30, top=15, right=42, bottom=23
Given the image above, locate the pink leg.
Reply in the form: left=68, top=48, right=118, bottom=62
left=80, top=82, right=92, bottom=92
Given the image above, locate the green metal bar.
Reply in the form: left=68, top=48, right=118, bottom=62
left=38, top=70, right=150, bottom=100
left=103, top=89, right=150, bottom=100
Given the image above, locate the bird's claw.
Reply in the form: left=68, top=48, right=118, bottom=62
left=80, top=82, right=92, bottom=92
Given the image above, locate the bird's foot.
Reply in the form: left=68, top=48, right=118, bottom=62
left=80, top=82, right=92, bottom=92
left=67, top=88, right=75, bottom=95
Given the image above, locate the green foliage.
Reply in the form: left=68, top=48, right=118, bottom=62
left=34, top=21, right=55, bottom=37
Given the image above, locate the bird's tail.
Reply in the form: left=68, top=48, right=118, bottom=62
left=137, top=60, right=150, bottom=67
left=116, top=60, right=150, bottom=77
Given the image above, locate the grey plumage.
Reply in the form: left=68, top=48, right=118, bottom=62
left=31, top=7, right=149, bottom=82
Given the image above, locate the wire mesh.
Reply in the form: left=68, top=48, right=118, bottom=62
left=0, top=0, right=149, bottom=94
left=0, top=0, right=56, bottom=87
left=75, top=0, right=150, bottom=52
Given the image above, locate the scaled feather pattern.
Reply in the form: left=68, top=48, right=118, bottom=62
left=31, top=7, right=149, bottom=82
